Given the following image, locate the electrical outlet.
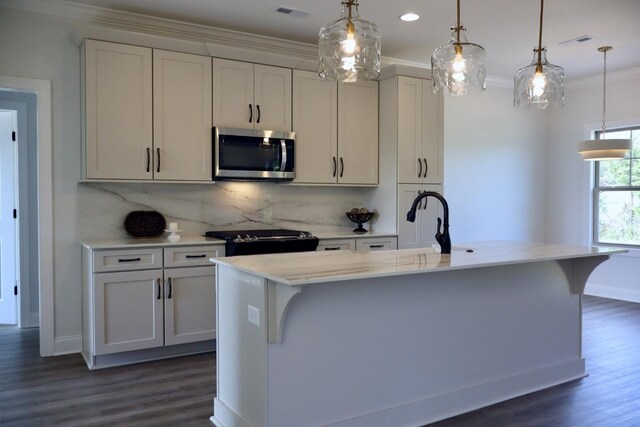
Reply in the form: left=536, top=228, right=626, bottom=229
left=248, top=305, right=260, bottom=327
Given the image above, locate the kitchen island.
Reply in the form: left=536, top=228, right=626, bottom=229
left=210, top=241, right=623, bottom=427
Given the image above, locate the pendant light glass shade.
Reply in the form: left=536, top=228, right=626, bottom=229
left=431, top=0, right=486, bottom=96
left=513, top=47, right=565, bottom=109
left=318, top=0, right=381, bottom=83
left=431, top=26, right=486, bottom=95
left=513, top=0, right=565, bottom=109
left=578, top=46, right=631, bottom=161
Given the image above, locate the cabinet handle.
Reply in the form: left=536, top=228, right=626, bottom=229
left=256, top=105, right=261, bottom=124
left=423, top=158, right=428, bottom=178
left=332, top=157, right=337, bottom=177
left=117, top=257, right=141, bottom=263
left=146, top=148, right=151, bottom=173
left=167, top=277, right=172, bottom=299
left=339, top=157, right=344, bottom=178
left=324, top=247, right=341, bottom=251
left=249, top=104, right=253, bottom=123
left=417, top=158, right=423, bottom=178
left=157, top=278, right=162, bottom=300
left=185, top=254, right=206, bottom=259
left=369, top=244, right=384, bottom=248
left=156, top=148, right=161, bottom=173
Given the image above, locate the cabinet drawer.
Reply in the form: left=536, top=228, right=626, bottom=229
left=164, top=245, right=224, bottom=268
left=316, top=239, right=356, bottom=252
left=355, top=237, right=398, bottom=252
left=93, top=248, right=163, bottom=273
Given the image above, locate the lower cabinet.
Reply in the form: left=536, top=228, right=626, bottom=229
left=317, top=236, right=397, bottom=252
left=82, top=243, right=222, bottom=369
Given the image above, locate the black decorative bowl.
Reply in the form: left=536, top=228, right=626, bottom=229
left=124, top=210, right=166, bottom=238
left=345, top=211, right=375, bottom=234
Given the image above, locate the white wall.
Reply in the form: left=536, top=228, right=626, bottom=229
left=444, top=84, right=547, bottom=243
left=546, top=69, right=640, bottom=302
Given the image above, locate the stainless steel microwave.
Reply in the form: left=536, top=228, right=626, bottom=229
left=213, top=127, right=295, bottom=181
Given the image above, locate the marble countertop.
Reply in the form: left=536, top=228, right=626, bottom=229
left=79, top=236, right=225, bottom=249
left=212, top=241, right=625, bottom=286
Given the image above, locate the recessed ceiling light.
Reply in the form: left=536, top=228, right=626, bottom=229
left=400, top=13, right=420, bottom=22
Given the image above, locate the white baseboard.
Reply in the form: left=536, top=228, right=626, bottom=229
left=53, top=335, right=82, bottom=355
left=585, top=283, right=640, bottom=303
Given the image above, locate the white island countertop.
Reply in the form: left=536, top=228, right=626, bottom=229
left=213, top=240, right=625, bottom=286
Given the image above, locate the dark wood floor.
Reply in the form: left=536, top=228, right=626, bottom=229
left=1, top=295, right=639, bottom=426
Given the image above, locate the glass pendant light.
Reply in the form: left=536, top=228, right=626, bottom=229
left=318, top=0, right=381, bottom=83
left=578, top=47, right=631, bottom=161
left=431, top=0, right=486, bottom=96
left=514, top=0, right=564, bottom=109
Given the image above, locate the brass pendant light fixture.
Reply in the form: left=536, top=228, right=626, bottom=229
left=318, top=0, right=381, bottom=82
left=578, top=46, right=631, bottom=161
left=431, top=0, right=486, bottom=96
left=513, top=0, right=565, bottom=109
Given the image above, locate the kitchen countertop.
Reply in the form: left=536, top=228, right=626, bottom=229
left=79, top=236, right=224, bottom=250
left=212, top=240, right=625, bottom=286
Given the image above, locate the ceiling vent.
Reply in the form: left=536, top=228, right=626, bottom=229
left=273, top=6, right=310, bottom=18
left=559, top=35, right=594, bottom=46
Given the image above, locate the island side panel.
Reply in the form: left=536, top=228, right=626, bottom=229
left=213, top=265, right=269, bottom=427
left=266, top=260, right=584, bottom=427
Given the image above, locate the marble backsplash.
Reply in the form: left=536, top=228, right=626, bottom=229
left=77, top=182, right=376, bottom=240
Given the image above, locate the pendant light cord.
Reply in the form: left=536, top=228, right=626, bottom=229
left=536, top=0, right=544, bottom=71
left=456, top=0, right=461, bottom=44
left=602, top=48, right=608, bottom=135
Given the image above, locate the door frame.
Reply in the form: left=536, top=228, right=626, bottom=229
left=0, top=75, right=53, bottom=357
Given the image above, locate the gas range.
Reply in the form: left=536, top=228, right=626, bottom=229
left=204, top=228, right=319, bottom=256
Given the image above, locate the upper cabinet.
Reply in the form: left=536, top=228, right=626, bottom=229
left=83, top=40, right=153, bottom=180
left=82, top=40, right=213, bottom=181
left=153, top=49, right=212, bottom=181
left=212, top=58, right=292, bottom=131
left=293, top=70, right=378, bottom=186
left=389, top=76, right=443, bottom=184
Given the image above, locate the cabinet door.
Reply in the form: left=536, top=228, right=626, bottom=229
left=292, top=70, right=338, bottom=184
left=397, top=77, right=424, bottom=184
left=84, top=40, right=152, bottom=180
left=422, top=86, right=443, bottom=183
left=337, top=80, right=378, bottom=184
left=398, top=184, right=443, bottom=249
left=164, top=266, right=216, bottom=346
left=212, top=59, right=254, bottom=128
left=93, top=270, right=163, bottom=355
left=153, top=50, right=212, bottom=181
left=254, top=64, right=292, bottom=131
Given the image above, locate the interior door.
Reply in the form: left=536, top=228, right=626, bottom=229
left=0, top=110, right=17, bottom=324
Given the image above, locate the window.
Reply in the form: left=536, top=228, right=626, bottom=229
left=593, top=126, right=640, bottom=247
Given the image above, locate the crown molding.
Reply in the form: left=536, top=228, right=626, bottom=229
left=566, top=66, right=640, bottom=90
left=0, top=0, right=319, bottom=63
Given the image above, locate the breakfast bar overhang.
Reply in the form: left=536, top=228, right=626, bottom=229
left=210, top=241, right=623, bottom=427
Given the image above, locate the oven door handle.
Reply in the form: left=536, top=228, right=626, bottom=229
left=280, top=139, right=287, bottom=172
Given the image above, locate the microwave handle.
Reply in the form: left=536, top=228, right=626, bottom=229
left=280, top=139, right=287, bottom=172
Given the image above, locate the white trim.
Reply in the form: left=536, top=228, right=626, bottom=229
left=0, top=75, right=53, bottom=357
left=53, top=334, right=82, bottom=355
left=585, top=283, right=640, bottom=303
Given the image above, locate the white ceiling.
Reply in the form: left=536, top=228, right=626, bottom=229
left=65, top=0, right=640, bottom=80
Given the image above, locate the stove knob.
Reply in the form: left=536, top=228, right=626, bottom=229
left=234, top=235, right=244, bottom=242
